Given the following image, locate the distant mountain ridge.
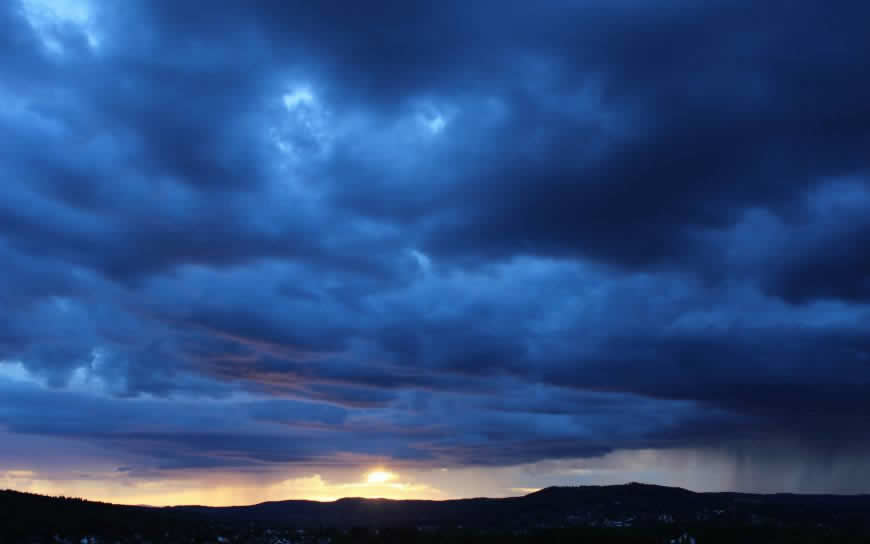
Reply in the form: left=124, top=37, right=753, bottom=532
left=168, top=482, right=870, bottom=529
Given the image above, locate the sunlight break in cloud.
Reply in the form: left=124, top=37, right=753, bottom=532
left=20, top=0, right=101, bottom=53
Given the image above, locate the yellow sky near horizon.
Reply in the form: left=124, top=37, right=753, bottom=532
left=1, top=468, right=451, bottom=506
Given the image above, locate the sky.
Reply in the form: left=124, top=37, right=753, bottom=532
left=1, top=0, right=870, bottom=505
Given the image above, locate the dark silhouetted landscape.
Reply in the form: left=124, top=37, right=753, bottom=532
left=4, top=484, right=870, bottom=543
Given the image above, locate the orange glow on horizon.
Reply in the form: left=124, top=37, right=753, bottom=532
left=1, top=469, right=444, bottom=506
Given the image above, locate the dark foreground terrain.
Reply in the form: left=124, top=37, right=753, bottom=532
left=2, top=483, right=870, bottom=543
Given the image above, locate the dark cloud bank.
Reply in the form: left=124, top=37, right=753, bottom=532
left=1, top=0, right=869, bottom=491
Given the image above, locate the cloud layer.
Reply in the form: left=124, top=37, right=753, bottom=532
left=1, top=0, right=869, bottom=494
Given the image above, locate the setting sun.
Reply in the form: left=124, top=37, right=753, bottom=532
left=366, top=470, right=397, bottom=484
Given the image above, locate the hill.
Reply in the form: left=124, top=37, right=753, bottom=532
left=3, top=483, right=870, bottom=542
left=171, top=482, right=870, bottom=529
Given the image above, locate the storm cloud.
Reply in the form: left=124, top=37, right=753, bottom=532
left=1, top=0, right=869, bottom=492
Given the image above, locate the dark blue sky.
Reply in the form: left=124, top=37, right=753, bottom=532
left=1, top=0, right=870, bottom=502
